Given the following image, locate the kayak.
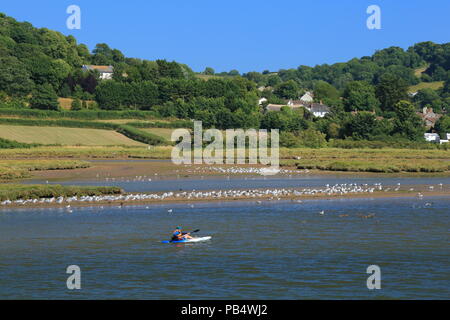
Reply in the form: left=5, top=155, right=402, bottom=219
left=162, top=236, right=212, bottom=244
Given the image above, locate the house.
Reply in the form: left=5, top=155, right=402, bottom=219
left=82, top=65, right=114, bottom=80
left=305, top=103, right=331, bottom=118
left=258, top=97, right=268, bottom=106
left=417, top=107, right=442, bottom=129
left=300, top=91, right=314, bottom=103
left=424, top=133, right=441, bottom=143
left=287, top=99, right=304, bottom=107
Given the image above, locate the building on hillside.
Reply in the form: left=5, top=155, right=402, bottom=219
left=82, top=65, right=114, bottom=80
left=305, top=103, right=331, bottom=118
left=424, top=133, right=441, bottom=143
left=417, top=107, right=442, bottom=129
left=258, top=97, right=268, bottom=106
left=287, top=99, right=304, bottom=107
left=300, top=91, right=314, bottom=103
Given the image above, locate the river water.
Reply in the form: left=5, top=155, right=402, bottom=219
left=0, top=196, right=449, bottom=299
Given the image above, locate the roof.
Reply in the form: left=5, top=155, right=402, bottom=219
left=82, top=65, right=114, bottom=73
left=308, top=103, right=330, bottom=113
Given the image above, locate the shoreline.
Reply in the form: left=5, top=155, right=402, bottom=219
left=1, top=190, right=448, bottom=210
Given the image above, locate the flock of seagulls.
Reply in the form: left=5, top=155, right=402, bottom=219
left=1, top=182, right=446, bottom=208
left=187, top=166, right=307, bottom=175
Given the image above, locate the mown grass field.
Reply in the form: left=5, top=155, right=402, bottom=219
left=409, top=81, right=444, bottom=92
left=0, top=125, right=146, bottom=146
left=142, top=128, right=181, bottom=140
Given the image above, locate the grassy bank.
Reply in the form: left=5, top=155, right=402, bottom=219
left=280, top=148, right=450, bottom=173
left=0, top=184, right=122, bottom=201
left=0, top=146, right=172, bottom=159
left=0, top=160, right=91, bottom=180
left=0, top=146, right=449, bottom=174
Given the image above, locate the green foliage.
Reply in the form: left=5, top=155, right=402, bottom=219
left=273, top=80, right=300, bottom=99
left=0, top=56, right=34, bottom=96
left=0, top=184, right=122, bottom=201
left=30, top=84, right=59, bottom=110
left=71, top=98, right=82, bottom=111
left=376, top=73, right=409, bottom=111
left=313, top=81, right=340, bottom=103
left=343, top=81, right=380, bottom=112
left=0, top=138, right=41, bottom=149
left=203, top=67, right=215, bottom=75
left=392, top=100, right=425, bottom=141
left=414, top=88, right=443, bottom=112
left=435, top=115, right=450, bottom=138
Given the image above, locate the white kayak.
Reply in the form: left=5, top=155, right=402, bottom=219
left=162, top=236, right=212, bottom=244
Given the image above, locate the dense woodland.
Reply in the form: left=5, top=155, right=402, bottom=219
left=1, top=13, right=450, bottom=147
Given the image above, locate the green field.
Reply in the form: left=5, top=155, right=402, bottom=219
left=0, top=125, right=146, bottom=146
left=142, top=128, right=183, bottom=140
left=409, top=81, right=444, bottom=93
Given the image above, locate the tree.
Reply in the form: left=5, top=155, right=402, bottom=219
left=71, top=98, right=82, bottom=111
left=0, top=56, right=34, bottom=96
left=30, top=84, right=59, bottom=110
left=435, top=115, right=450, bottom=139
left=392, top=100, right=424, bottom=141
left=314, top=81, right=340, bottom=101
left=343, top=81, right=380, bottom=112
left=345, top=112, right=378, bottom=140
left=273, top=80, right=300, bottom=99
left=203, top=67, right=215, bottom=75
left=414, top=88, right=442, bottom=112
left=376, top=73, right=409, bottom=111
left=228, top=70, right=240, bottom=76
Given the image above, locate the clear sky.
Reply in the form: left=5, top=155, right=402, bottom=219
left=1, top=0, right=449, bottom=73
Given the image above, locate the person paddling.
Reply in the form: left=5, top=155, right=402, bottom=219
left=171, top=226, right=193, bottom=241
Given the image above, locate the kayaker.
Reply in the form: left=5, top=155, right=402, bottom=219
left=171, top=226, right=193, bottom=241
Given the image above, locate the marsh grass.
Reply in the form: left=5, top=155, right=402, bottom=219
left=0, top=184, right=122, bottom=201
left=0, top=160, right=91, bottom=180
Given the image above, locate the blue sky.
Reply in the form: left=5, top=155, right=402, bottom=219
left=2, top=0, right=449, bottom=73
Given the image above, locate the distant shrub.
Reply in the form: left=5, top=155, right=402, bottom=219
left=0, top=138, right=41, bottom=149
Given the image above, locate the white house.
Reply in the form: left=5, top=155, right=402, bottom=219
left=424, top=133, right=441, bottom=143
left=306, top=103, right=331, bottom=118
left=258, top=97, right=268, bottom=105
left=300, top=91, right=314, bottom=103
left=82, top=65, right=114, bottom=80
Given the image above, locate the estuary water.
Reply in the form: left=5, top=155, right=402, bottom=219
left=0, top=197, right=449, bottom=299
